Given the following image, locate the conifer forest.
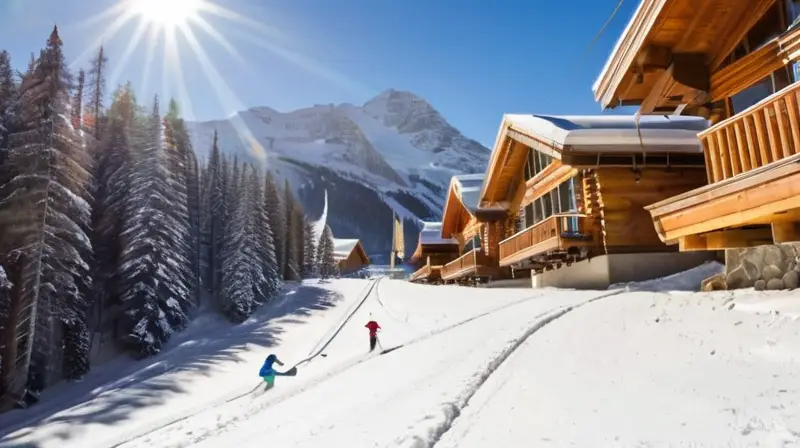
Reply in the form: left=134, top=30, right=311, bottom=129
left=0, top=26, right=338, bottom=411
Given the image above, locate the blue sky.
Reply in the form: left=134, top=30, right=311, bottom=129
left=0, top=0, right=637, bottom=147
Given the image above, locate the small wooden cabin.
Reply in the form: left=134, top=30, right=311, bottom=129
left=407, top=222, right=459, bottom=284
left=593, top=0, right=800, bottom=253
left=439, top=174, right=509, bottom=284
left=479, top=114, right=712, bottom=285
left=333, top=239, right=370, bottom=276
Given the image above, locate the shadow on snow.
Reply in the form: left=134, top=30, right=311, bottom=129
left=0, top=284, right=341, bottom=447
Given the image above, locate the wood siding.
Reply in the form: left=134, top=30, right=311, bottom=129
left=594, top=167, right=708, bottom=250
left=338, top=248, right=368, bottom=276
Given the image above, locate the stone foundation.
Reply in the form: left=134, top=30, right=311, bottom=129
left=723, top=243, right=800, bottom=290
left=530, top=252, right=717, bottom=290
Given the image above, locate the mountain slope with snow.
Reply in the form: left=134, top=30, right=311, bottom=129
left=4, top=264, right=800, bottom=448
left=186, top=90, right=490, bottom=260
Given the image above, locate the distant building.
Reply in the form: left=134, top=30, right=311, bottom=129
left=333, top=238, right=371, bottom=276
left=408, top=221, right=459, bottom=283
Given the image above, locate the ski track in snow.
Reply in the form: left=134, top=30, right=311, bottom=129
left=107, top=278, right=384, bottom=448
left=417, top=289, right=625, bottom=448
left=117, top=286, right=575, bottom=448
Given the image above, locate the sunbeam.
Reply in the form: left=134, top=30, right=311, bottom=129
left=179, top=23, right=267, bottom=161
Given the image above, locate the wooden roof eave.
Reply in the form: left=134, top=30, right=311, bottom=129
left=645, top=153, right=800, bottom=241
left=593, top=0, right=668, bottom=108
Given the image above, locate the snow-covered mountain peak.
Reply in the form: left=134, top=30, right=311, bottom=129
left=186, top=89, right=491, bottom=260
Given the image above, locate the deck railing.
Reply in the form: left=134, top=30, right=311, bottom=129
left=441, top=249, right=488, bottom=280
left=700, top=80, right=800, bottom=184
left=498, top=213, right=589, bottom=262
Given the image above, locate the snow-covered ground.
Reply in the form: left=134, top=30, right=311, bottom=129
left=2, top=263, right=800, bottom=447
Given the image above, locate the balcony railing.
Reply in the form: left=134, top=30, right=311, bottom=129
left=499, top=213, right=593, bottom=266
left=700, top=80, right=800, bottom=184
left=441, top=249, right=491, bottom=281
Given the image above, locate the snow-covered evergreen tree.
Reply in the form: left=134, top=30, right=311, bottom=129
left=283, top=179, right=300, bottom=280
left=202, top=131, right=225, bottom=297
left=0, top=27, right=93, bottom=406
left=71, top=69, right=84, bottom=130
left=263, top=171, right=285, bottom=279
left=89, top=83, right=136, bottom=341
left=219, top=164, right=259, bottom=322
left=115, top=96, right=191, bottom=358
left=0, top=266, right=13, bottom=389
left=248, top=167, right=280, bottom=303
left=317, top=225, right=337, bottom=280
left=165, top=100, right=199, bottom=306
left=301, top=220, right=317, bottom=278
left=0, top=50, right=15, bottom=151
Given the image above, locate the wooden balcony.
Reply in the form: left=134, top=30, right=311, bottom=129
left=700, top=80, right=800, bottom=184
left=408, top=263, right=442, bottom=283
left=498, top=214, right=595, bottom=267
left=440, top=249, right=502, bottom=282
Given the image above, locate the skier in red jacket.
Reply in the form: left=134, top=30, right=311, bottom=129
left=365, top=319, right=381, bottom=352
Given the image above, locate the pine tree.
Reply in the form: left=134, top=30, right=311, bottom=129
left=116, top=96, right=191, bottom=358
left=0, top=50, right=15, bottom=151
left=219, top=165, right=258, bottom=322
left=283, top=179, right=300, bottom=280
left=0, top=266, right=13, bottom=388
left=89, top=83, right=135, bottom=341
left=263, top=171, right=284, bottom=279
left=165, top=100, right=199, bottom=306
left=202, top=131, right=225, bottom=297
left=301, top=220, right=317, bottom=278
left=71, top=69, right=84, bottom=130
left=317, top=225, right=337, bottom=280
left=248, top=167, right=279, bottom=302
left=0, top=27, right=93, bottom=407
left=86, top=45, right=107, bottom=139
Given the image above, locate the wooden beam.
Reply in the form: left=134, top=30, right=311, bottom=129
left=639, top=65, right=675, bottom=114
left=679, top=227, right=774, bottom=252
left=708, top=0, right=778, bottom=72
left=772, top=221, right=800, bottom=243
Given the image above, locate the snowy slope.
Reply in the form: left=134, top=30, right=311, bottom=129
left=185, top=90, right=490, bottom=260
left=4, top=266, right=800, bottom=447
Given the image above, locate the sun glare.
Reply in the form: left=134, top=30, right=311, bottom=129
left=129, top=0, right=202, bottom=28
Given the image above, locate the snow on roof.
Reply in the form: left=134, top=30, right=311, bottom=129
left=451, top=174, right=485, bottom=213
left=504, top=114, right=708, bottom=153
left=419, top=221, right=457, bottom=246
left=591, top=0, right=649, bottom=95
left=332, top=238, right=360, bottom=261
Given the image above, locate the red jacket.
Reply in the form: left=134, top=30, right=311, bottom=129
left=365, top=320, right=381, bottom=336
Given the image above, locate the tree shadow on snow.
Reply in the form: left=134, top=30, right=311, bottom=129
left=0, top=285, right=341, bottom=447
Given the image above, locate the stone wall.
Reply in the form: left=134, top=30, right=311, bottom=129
left=723, top=244, right=800, bottom=290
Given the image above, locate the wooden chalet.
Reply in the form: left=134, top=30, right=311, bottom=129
left=439, top=174, right=510, bottom=284
left=333, top=239, right=370, bottom=276
left=593, top=0, right=800, bottom=252
left=407, top=222, right=459, bottom=283
left=479, top=114, right=715, bottom=287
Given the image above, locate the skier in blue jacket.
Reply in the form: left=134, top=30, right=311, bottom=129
left=259, top=354, right=284, bottom=390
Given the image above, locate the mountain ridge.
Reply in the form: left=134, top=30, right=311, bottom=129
left=186, top=88, right=490, bottom=262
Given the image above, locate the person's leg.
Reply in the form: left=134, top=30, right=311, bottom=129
left=262, top=374, right=275, bottom=390
left=370, top=335, right=376, bottom=351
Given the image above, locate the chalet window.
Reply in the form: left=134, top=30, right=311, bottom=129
left=541, top=190, right=553, bottom=217
left=525, top=202, right=535, bottom=228
left=463, top=234, right=481, bottom=253
left=730, top=67, right=794, bottom=114
left=523, top=148, right=553, bottom=181
left=557, top=179, right=577, bottom=212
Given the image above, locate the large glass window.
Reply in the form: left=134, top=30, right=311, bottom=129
left=463, top=234, right=481, bottom=253
left=522, top=148, right=553, bottom=182
left=730, top=67, right=795, bottom=114
left=521, top=177, right=580, bottom=229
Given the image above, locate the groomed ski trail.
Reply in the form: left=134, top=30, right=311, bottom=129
left=107, top=277, right=383, bottom=448
left=414, top=289, right=625, bottom=448
left=115, top=286, right=578, bottom=448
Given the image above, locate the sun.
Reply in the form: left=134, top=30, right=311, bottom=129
left=128, top=0, right=202, bottom=28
